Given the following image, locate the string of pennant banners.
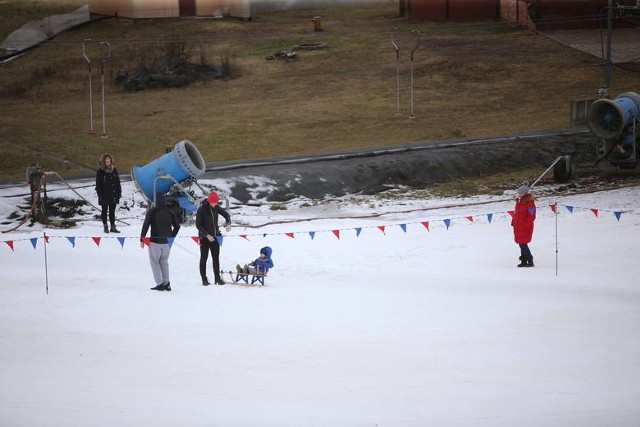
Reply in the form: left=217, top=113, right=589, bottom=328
left=0, top=202, right=631, bottom=252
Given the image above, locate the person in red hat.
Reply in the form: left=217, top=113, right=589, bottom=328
left=196, top=191, right=231, bottom=285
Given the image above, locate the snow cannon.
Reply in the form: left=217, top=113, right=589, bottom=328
left=132, top=140, right=206, bottom=216
left=588, top=92, right=640, bottom=168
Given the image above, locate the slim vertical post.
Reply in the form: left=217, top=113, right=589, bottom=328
left=82, top=39, right=95, bottom=134
left=390, top=27, right=401, bottom=116
left=99, top=41, right=111, bottom=138
left=43, top=232, right=49, bottom=294
left=409, top=30, right=421, bottom=119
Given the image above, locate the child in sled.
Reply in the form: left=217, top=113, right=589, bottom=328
left=236, top=246, right=274, bottom=275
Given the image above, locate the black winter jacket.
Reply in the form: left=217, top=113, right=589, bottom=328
left=140, top=206, right=181, bottom=244
left=95, top=167, right=121, bottom=206
left=196, top=200, right=231, bottom=239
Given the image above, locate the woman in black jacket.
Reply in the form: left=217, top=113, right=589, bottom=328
left=196, top=191, right=231, bottom=286
left=95, top=153, right=122, bottom=233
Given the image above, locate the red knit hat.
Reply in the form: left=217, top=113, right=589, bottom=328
left=207, top=191, right=220, bottom=204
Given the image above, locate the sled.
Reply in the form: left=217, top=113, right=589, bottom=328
left=226, top=268, right=268, bottom=286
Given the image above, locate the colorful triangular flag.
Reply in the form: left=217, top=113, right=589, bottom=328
left=66, top=236, right=76, bottom=247
left=286, top=232, right=295, bottom=239
left=444, top=219, right=451, bottom=230
left=355, top=227, right=362, bottom=237
left=421, top=221, right=430, bottom=232
left=167, top=237, right=175, bottom=247
left=117, top=237, right=126, bottom=248
left=590, top=208, right=598, bottom=217
left=30, top=238, right=38, bottom=249
left=487, top=213, right=493, bottom=223
left=5, top=240, right=14, bottom=251
left=377, top=225, right=386, bottom=235
left=92, top=237, right=101, bottom=247
left=614, top=211, right=622, bottom=221
left=399, top=224, right=407, bottom=233
left=332, top=230, right=340, bottom=240
left=308, top=231, right=315, bottom=240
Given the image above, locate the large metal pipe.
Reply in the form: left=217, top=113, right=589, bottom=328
left=132, top=140, right=206, bottom=213
left=587, top=92, right=640, bottom=139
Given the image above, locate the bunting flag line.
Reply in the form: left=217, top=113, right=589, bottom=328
left=0, top=202, right=634, bottom=252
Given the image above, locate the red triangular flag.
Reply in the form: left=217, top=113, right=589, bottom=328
left=44, top=235, right=50, bottom=244
left=507, top=210, right=515, bottom=218
left=465, top=216, right=474, bottom=222
left=590, top=208, right=599, bottom=217
left=421, top=221, right=430, bottom=232
left=239, top=234, right=249, bottom=240
left=377, top=225, right=386, bottom=235
left=141, top=237, right=151, bottom=247
left=332, top=230, right=340, bottom=240
left=92, top=237, right=101, bottom=247
left=550, top=204, right=557, bottom=213
left=5, top=240, right=14, bottom=251
left=191, top=236, right=200, bottom=244
left=286, top=232, right=295, bottom=239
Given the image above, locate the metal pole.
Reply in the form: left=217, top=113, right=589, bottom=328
left=99, top=41, right=111, bottom=139
left=390, top=27, right=401, bottom=116
left=605, top=0, right=613, bottom=91
left=409, top=30, right=421, bottom=119
left=82, top=39, right=94, bottom=134
left=43, top=232, right=49, bottom=294
left=554, top=203, right=558, bottom=277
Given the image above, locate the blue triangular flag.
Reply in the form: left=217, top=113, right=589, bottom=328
left=355, top=227, right=362, bottom=237
left=399, top=224, right=407, bottom=233
left=614, top=211, right=622, bottom=221
left=444, top=219, right=451, bottom=229
left=30, top=237, right=38, bottom=249
left=167, top=237, right=175, bottom=247
left=216, top=236, right=223, bottom=246
left=487, top=213, right=493, bottom=224
left=309, top=231, right=315, bottom=240
left=565, top=206, right=574, bottom=213
left=66, top=236, right=76, bottom=247
left=117, top=237, right=126, bottom=248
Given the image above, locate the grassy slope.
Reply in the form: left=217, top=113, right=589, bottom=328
left=1, top=1, right=639, bottom=181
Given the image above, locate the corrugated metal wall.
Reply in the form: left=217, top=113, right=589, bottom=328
left=409, top=0, right=640, bottom=28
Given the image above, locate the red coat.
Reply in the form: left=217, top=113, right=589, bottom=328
left=512, top=194, right=536, bottom=244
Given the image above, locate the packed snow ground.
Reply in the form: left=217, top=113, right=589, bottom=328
left=1, top=177, right=639, bottom=427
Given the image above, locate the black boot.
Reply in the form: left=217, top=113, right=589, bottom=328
left=150, top=283, right=165, bottom=291
left=163, top=282, right=171, bottom=291
left=110, top=224, right=120, bottom=233
left=202, top=277, right=211, bottom=286
left=103, top=224, right=109, bottom=233
left=526, top=256, right=534, bottom=267
left=517, top=256, right=527, bottom=267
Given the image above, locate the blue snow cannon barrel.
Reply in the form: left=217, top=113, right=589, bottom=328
left=132, top=140, right=206, bottom=214
left=588, top=92, right=640, bottom=139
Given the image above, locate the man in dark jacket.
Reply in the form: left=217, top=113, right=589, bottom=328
left=196, top=191, right=231, bottom=286
left=140, top=193, right=181, bottom=291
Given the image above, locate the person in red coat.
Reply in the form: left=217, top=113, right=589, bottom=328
left=512, top=182, right=536, bottom=267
